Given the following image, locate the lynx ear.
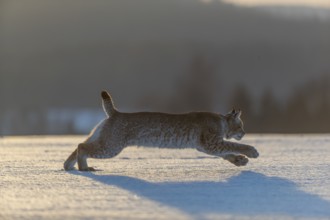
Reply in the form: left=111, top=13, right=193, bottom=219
left=226, top=108, right=237, bottom=117
left=228, top=108, right=242, bottom=118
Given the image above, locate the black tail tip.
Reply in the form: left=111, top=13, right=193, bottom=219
left=101, top=90, right=110, bottom=100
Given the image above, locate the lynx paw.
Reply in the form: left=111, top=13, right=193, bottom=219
left=244, top=146, right=259, bottom=158
left=79, top=167, right=97, bottom=172
left=224, top=154, right=249, bottom=166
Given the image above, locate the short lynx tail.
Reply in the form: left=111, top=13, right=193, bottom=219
left=101, top=90, right=117, bottom=117
left=64, top=148, right=77, bottom=171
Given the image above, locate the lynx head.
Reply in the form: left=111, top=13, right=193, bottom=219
left=225, top=109, right=245, bottom=140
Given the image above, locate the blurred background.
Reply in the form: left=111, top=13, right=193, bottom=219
left=0, top=0, right=330, bottom=135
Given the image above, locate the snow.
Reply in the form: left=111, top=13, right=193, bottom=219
left=1, top=135, right=330, bottom=220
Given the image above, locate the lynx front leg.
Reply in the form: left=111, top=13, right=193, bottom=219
left=232, top=142, right=259, bottom=158
left=198, top=135, right=259, bottom=165
left=213, top=140, right=259, bottom=158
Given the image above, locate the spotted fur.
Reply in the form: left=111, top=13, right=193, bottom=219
left=64, top=91, right=259, bottom=171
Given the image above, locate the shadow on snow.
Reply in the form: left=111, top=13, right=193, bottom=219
left=72, top=171, right=330, bottom=217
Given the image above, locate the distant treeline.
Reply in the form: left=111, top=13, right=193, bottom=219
left=229, top=75, right=330, bottom=133
left=1, top=55, right=329, bottom=135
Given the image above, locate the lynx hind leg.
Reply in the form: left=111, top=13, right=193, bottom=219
left=223, top=154, right=249, bottom=166
left=77, top=143, right=96, bottom=171
left=64, top=148, right=78, bottom=171
left=77, top=141, right=126, bottom=171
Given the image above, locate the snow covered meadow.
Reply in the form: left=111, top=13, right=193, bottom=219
left=1, top=135, right=330, bottom=220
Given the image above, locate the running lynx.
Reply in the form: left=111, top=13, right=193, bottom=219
left=64, top=91, right=259, bottom=171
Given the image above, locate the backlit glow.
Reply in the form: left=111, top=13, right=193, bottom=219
left=222, top=0, right=330, bottom=8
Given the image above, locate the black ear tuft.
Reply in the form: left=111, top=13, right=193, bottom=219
left=234, top=110, right=242, bottom=118
left=101, top=90, right=110, bottom=100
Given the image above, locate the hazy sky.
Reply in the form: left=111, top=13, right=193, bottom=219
left=222, top=0, right=330, bottom=8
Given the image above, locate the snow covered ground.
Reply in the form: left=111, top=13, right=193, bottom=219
left=1, top=135, right=330, bottom=220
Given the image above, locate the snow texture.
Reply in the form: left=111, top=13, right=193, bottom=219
left=1, top=135, right=330, bottom=220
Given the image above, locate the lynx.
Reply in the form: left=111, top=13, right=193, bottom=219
left=64, top=91, right=259, bottom=171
